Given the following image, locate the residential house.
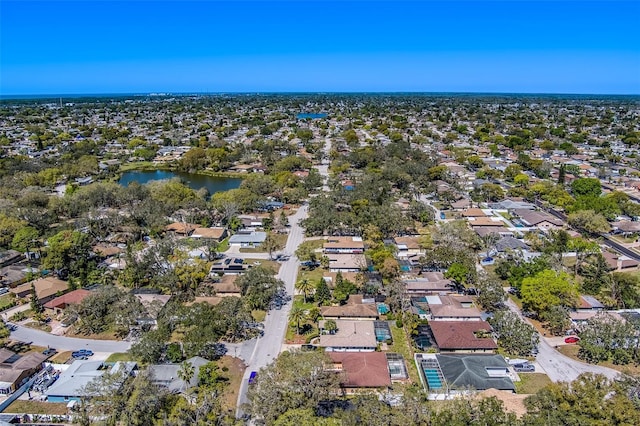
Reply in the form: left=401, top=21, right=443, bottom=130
left=320, top=295, right=379, bottom=320
left=228, top=231, right=266, bottom=248
left=328, top=254, right=367, bottom=273
left=429, top=321, right=498, bottom=353
left=323, top=237, right=365, bottom=254
left=10, top=277, right=68, bottom=305
left=428, top=295, right=483, bottom=322
left=191, top=227, right=228, bottom=242
left=511, top=209, right=564, bottom=230
left=208, top=275, right=242, bottom=297
left=148, top=357, right=210, bottom=393
left=45, top=361, right=137, bottom=402
left=165, top=222, right=198, bottom=237
left=327, top=352, right=391, bottom=394
left=0, top=349, right=48, bottom=394
left=0, top=250, right=23, bottom=268
left=416, top=353, right=515, bottom=399
left=602, top=251, right=640, bottom=271
left=319, top=319, right=377, bottom=352
left=576, top=295, right=605, bottom=311
left=43, top=289, right=92, bottom=315
left=403, top=273, right=453, bottom=296
left=393, top=236, right=425, bottom=258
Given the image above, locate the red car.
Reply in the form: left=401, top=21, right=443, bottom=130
left=564, top=336, right=580, bottom=344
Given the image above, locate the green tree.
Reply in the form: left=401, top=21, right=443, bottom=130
left=30, top=284, right=43, bottom=314
left=295, top=278, right=314, bottom=304
left=475, top=274, right=507, bottom=312
left=315, top=278, right=331, bottom=305
left=571, top=177, right=602, bottom=197
left=11, top=226, right=39, bottom=253
left=567, top=210, right=610, bottom=234
left=262, top=232, right=283, bottom=260
left=520, top=269, right=579, bottom=316
left=489, top=310, right=539, bottom=356
left=246, top=350, right=341, bottom=424
left=289, top=306, right=306, bottom=335
left=523, top=373, right=640, bottom=425
left=177, top=360, right=195, bottom=393
left=236, top=266, right=284, bottom=310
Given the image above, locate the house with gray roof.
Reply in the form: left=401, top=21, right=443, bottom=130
left=415, top=353, right=515, bottom=400
left=45, top=360, right=137, bottom=402
left=148, top=356, right=210, bottom=393
left=228, top=231, right=266, bottom=248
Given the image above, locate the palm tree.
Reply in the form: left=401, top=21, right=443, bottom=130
left=178, top=360, right=195, bottom=394
left=296, top=278, right=314, bottom=303
left=289, top=306, right=307, bottom=336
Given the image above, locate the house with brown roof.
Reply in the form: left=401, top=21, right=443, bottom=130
left=602, top=250, right=640, bottom=271
left=428, top=295, right=483, bottom=322
left=512, top=209, right=564, bottom=230
left=0, top=349, right=48, bottom=394
left=319, top=319, right=377, bottom=352
left=327, top=352, right=391, bottom=394
left=191, top=227, right=228, bottom=242
left=320, top=295, right=378, bottom=320
left=165, top=222, right=198, bottom=236
left=468, top=217, right=506, bottom=227
left=208, top=274, right=241, bottom=297
left=328, top=254, right=367, bottom=272
left=323, top=237, right=365, bottom=254
left=10, top=276, right=68, bottom=304
left=43, top=289, right=92, bottom=315
left=394, top=236, right=425, bottom=258
left=462, top=208, right=487, bottom=218
left=429, top=321, right=498, bottom=353
left=404, top=273, right=453, bottom=296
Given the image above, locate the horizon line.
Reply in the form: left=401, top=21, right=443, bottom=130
left=2, top=91, right=640, bottom=100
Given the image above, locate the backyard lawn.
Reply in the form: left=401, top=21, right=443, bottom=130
left=389, top=323, right=420, bottom=384
left=515, top=373, right=552, bottom=394
left=6, top=400, right=69, bottom=415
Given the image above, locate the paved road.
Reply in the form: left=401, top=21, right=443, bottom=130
left=236, top=204, right=308, bottom=417
left=504, top=297, right=619, bottom=382
left=9, top=324, right=132, bottom=352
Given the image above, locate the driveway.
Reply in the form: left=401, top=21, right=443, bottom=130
left=9, top=324, right=132, bottom=353
left=504, top=297, right=619, bottom=382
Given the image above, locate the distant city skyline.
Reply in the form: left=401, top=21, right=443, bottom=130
left=1, top=1, right=639, bottom=95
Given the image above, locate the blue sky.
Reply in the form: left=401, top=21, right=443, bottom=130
left=1, top=1, right=639, bottom=95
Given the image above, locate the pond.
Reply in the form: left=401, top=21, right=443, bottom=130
left=296, top=113, right=328, bottom=119
left=118, top=170, right=242, bottom=195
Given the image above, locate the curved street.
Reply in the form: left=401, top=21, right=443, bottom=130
left=505, top=297, right=619, bottom=382
left=9, top=323, right=132, bottom=353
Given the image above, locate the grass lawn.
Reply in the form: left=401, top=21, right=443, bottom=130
left=389, top=324, right=420, bottom=384
left=6, top=400, right=69, bottom=415
left=296, top=266, right=325, bottom=285
left=285, top=296, right=318, bottom=343
left=515, top=373, right=552, bottom=394
left=23, top=322, right=52, bottom=333
left=243, top=258, right=280, bottom=272
left=50, top=351, right=72, bottom=364
left=0, top=294, right=17, bottom=311
left=251, top=310, right=266, bottom=322
left=217, top=237, right=230, bottom=253
left=218, top=355, right=246, bottom=414
left=66, top=328, right=120, bottom=340
left=557, top=344, right=640, bottom=376
left=119, top=161, right=157, bottom=171
left=105, top=352, right=133, bottom=363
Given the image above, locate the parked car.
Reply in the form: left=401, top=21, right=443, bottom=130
left=43, top=348, right=57, bottom=356
left=248, top=371, right=258, bottom=385
left=513, top=363, right=535, bottom=372
left=72, top=349, right=94, bottom=358
left=564, top=336, right=580, bottom=344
